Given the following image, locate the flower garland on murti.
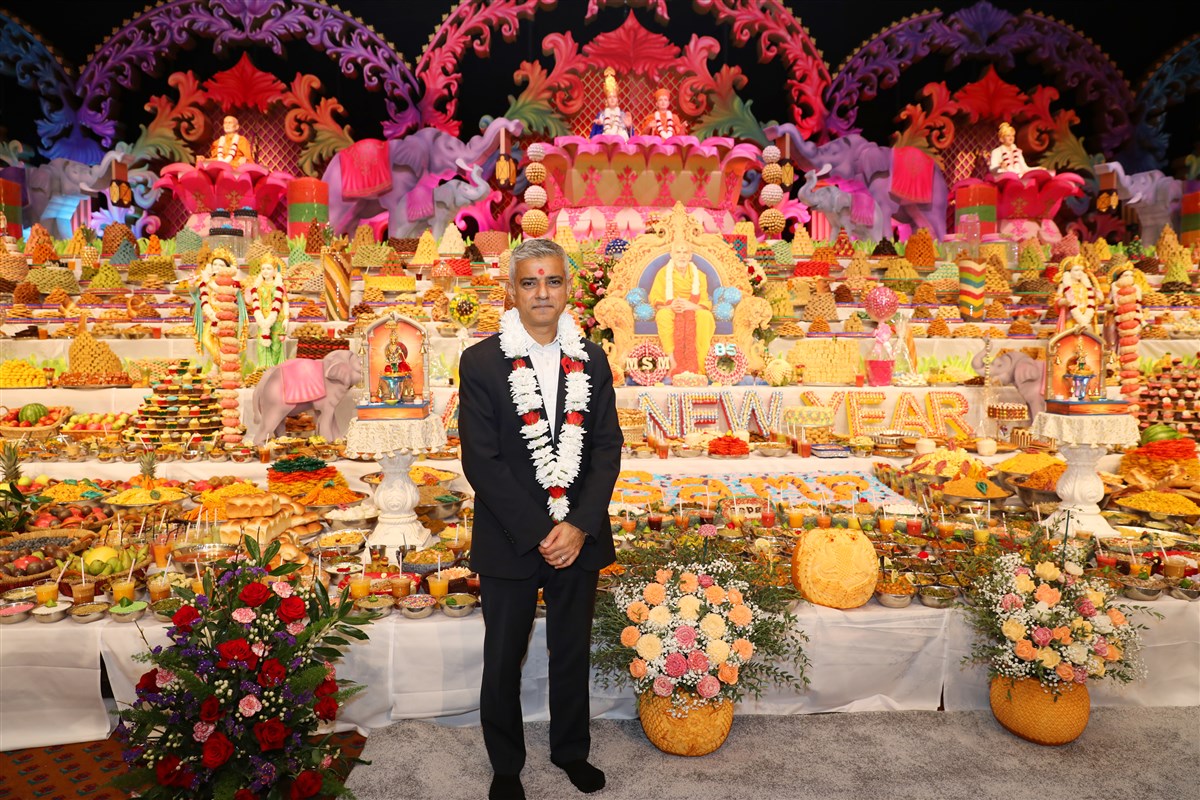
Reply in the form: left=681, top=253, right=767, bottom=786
left=499, top=308, right=591, bottom=521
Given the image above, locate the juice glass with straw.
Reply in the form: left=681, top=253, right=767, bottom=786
left=110, top=578, right=137, bottom=604
left=34, top=579, right=58, bottom=605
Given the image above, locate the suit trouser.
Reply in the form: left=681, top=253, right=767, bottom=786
left=479, top=561, right=599, bottom=775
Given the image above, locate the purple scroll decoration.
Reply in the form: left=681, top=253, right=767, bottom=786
left=1125, top=35, right=1200, bottom=173
left=44, top=0, right=422, bottom=163
left=0, top=11, right=79, bottom=160
left=825, top=1, right=1135, bottom=156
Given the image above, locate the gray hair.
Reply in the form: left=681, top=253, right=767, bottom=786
left=508, top=238, right=572, bottom=286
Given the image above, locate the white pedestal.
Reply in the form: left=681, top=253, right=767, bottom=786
left=1046, top=443, right=1118, bottom=538
left=369, top=451, right=430, bottom=547
left=343, top=417, right=447, bottom=548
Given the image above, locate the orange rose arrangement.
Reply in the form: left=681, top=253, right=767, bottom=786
left=593, top=557, right=808, bottom=709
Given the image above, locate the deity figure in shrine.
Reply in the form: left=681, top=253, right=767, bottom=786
left=592, top=68, right=632, bottom=140
left=648, top=215, right=714, bottom=374
left=199, top=115, right=253, bottom=168
left=1055, top=255, right=1101, bottom=333
left=639, top=88, right=687, bottom=139
left=988, top=122, right=1030, bottom=178
left=248, top=254, right=288, bottom=367
left=193, top=249, right=247, bottom=380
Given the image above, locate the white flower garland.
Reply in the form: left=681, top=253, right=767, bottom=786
left=499, top=308, right=591, bottom=521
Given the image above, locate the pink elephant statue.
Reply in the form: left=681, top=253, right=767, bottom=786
left=250, top=351, right=363, bottom=444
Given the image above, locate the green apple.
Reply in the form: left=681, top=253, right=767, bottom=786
left=16, top=477, right=32, bottom=487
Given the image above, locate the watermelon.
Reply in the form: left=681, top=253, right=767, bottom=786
left=1140, top=422, right=1181, bottom=445
left=18, top=403, right=48, bottom=424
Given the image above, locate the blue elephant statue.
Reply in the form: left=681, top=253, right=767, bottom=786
left=321, top=117, right=523, bottom=239
left=1095, top=162, right=1181, bottom=245
left=796, top=166, right=869, bottom=241
left=766, top=124, right=949, bottom=241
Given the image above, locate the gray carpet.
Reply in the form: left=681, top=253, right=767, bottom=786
left=347, top=708, right=1198, bottom=800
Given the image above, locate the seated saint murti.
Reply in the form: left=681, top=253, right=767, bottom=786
left=198, top=115, right=253, bottom=168
left=648, top=216, right=715, bottom=375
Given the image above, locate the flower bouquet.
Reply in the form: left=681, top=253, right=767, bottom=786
left=593, top=552, right=807, bottom=755
left=113, top=535, right=371, bottom=799
left=962, top=533, right=1154, bottom=745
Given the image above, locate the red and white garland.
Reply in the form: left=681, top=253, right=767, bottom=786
left=499, top=308, right=591, bottom=521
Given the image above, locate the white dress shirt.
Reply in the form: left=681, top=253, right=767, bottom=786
left=526, top=337, right=562, bottom=434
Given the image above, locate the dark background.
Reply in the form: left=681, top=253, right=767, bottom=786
left=3, top=0, right=1197, bottom=168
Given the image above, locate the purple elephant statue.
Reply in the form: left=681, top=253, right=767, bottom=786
left=971, top=349, right=1045, bottom=420
left=250, top=351, right=363, bottom=444
left=321, top=117, right=523, bottom=239
left=766, top=124, right=949, bottom=241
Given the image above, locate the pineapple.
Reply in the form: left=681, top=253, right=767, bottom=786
left=133, top=451, right=158, bottom=489
left=1, top=442, right=35, bottom=532
left=0, top=443, right=21, bottom=491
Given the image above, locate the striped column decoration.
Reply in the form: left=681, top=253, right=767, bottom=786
left=958, top=259, right=987, bottom=321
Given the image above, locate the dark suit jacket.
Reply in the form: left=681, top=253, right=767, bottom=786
left=460, top=334, right=621, bottom=579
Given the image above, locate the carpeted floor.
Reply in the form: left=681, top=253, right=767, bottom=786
left=346, top=708, right=1199, bottom=800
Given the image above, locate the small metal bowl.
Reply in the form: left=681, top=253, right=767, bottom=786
left=172, top=543, right=239, bottom=576
left=70, top=601, right=111, bottom=623
left=439, top=593, right=477, bottom=618
left=353, top=596, right=395, bottom=617
left=918, top=587, right=956, bottom=608
left=415, top=490, right=471, bottom=521
left=1014, top=482, right=1061, bottom=515
left=1169, top=586, right=1200, bottom=602
left=0, top=599, right=35, bottom=624
left=1122, top=585, right=1164, bottom=601
left=876, top=592, right=914, bottom=608
left=152, top=598, right=184, bottom=622
left=32, top=602, right=71, bottom=623
left=399, top=595, right=438, bottom=619
left=109, top=603, right=148, bottom=623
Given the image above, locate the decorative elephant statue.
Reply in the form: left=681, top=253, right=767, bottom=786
left=971, top=350, right=1045, bottom=420
left=1094, top=162, right=1181, bottom=245
left=427, top=160, right=494, bottom=240
left=796, top=167, right=868, bottom=241
left=766, top=124, right=949, bottom=241
left=250, top=351, right=363, bottom=444
left=321, top=117, right=523, bottom=239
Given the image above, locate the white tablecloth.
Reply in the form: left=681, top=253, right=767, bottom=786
left=0, top=622, right=110, bottom=750
left=943, top=599, right=1200, bottom=711
left=4, top=596, right=1195, bottom=750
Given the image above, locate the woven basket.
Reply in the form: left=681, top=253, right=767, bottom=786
left=0, top=405, right=72, bottom=441
left=989, top=677, right=1090, bottom=746
left=638, top=692, right=733, bottom=757
left=0, top=528, right=96, bottom=591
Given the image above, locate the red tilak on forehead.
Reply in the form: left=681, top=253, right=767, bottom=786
left=537, top=268, right=545, bottom=275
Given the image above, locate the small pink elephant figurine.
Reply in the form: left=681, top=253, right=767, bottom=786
left=971, top=349, right=1045, bottom=420
left=251, top=350, right=363, bottom=444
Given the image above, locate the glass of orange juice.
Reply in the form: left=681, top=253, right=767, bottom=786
left=427, top=574, right=449, bottom=600
left=191, top=578, right=206, bottom=596
left=71, top=581, right=96, bottom=605
left=348, top=575, right=371, bottom=600
left=152, top=536, right=171, bottom=569
left=34, top=579, right=59, bottom=605
left=110, top=578, right=137, bottom=604
left=879, top=517, right=896, bottom=534
left=148, top=574, right=171, bottom=602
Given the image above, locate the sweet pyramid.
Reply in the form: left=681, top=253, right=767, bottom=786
left=110, top=239, right=139, bottom=266
left=904, top=228, right=936, bottom=268
left=68, top=320, right=123, bottom=375
left=350, top=224, right=376, bottom=253
left=25, top=224, right=57, bottom=265
left=832, top=229, right=854, bottom=258
left=101, top=222, right=137, bottom=258
left=438, top=224, right=466, bottom=257
left=409, top=230, right=439, bottom=266
left=64, top=227, right=92, bottom=258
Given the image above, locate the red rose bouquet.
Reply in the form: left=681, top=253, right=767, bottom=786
left=113, top=536, right=371, bottom=799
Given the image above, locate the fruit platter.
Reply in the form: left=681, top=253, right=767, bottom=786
left=55, top=540, right=153, bottom=595
left=0, top=404, right=72, bottom=441
left=0, top=530, right=95, bottom=590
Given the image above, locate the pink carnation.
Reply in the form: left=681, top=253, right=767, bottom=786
left=1092, top=637, right=1109, bottom=658
left=1015, top=567, right=1032, bottom=576
left=232, top=607, right=257, bottom=624
left=193, top=721, right=214, bottom=743
left=1000, top=593, right=1024, bottom=611
left=238, top=695, right=263, bottom=717
left=271, top=581, right=293, bottom=598
left=1031, top=626, right=1053, bottom=647
left=250, top=641, right=269, bottom=658
left=1073, top=666, right=1088, bottom=684
left=687, top=650, right=710, bottom=673
left=321, top=755, right=334, bottom=769
left=652, top=676, right=674, bottom=697
left=664, top=652, right=688, bottom=678
left=1076, top=599, right=1097, bottom=618
left=698, top=524, right=718, bottom=539
left=287, top=619, right=308, bottom=636
left=674, top=625, right=697, bottom=649
left=155, top=669, right=176, bottom=688
left=696, top=675, right=721, bottom=699
left=697, top=574, right=715, bottom=588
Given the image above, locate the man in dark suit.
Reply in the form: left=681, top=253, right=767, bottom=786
left=460, top=238, right=621, bottom=800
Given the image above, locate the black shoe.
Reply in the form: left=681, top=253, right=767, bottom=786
left=489, top=773, right=525, bottom=800
left=553, top=759, right=605, bottom=793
